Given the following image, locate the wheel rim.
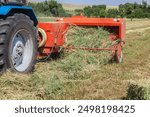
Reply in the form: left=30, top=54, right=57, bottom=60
left=11, top=29, right=33, bottom=72
left=117, top=43, right=123, bottom=63
left=118, top=50, right=123, bottom=63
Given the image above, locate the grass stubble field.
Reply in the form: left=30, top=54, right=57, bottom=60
left=0, top=19, right=150, bottom=100
left=62, top=3, right=118, bottom=11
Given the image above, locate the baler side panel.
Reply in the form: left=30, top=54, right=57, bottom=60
left=119, top=19, right=126, bottom=41
left=39, top=22, right=69, bottom=47
left=38, top=22, right=69, bottom=55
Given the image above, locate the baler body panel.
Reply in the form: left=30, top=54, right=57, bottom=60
left=39, top=22, right=69, bottom=47
left=58, top=16, right=126, bottom=40
left=38, top=22, right=69, bottom=55
left=38, top=16, right=126, bottom=60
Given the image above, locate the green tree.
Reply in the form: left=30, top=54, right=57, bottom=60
left=142, top=0, right=147, bottom=10
left=119, top=4, right=126, bottom=17
left=84, top=6, right=93, bottom=17
left=107, top=9, right=119, bottom=18
left=99, top=9, right=107, bottom=17
left=28, top=0, right=71, bottom=17
left=75, top=9, right=84, bottom=15
left=134, top=8, right=143, bottom=18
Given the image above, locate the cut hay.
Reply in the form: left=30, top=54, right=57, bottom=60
left=66, top=26, right=113, bottom=48
left=0, top=26, right=119, bottom=99
left=48, top=26, right=118, bottom=80
left=125, top=79, right=150, bottom=100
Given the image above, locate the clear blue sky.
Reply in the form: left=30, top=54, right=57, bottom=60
left=36, top=0, right=150, bottom=6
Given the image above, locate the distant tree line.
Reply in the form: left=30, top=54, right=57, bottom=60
left=75, top=5, right=120, bottom=18
left=119, top=1, right=150, bottom=19
left=28, top=0, right=150, bottom=19
left=28, top=0, right=71, bottom=17
left=76, top=1, right=150, bottom=19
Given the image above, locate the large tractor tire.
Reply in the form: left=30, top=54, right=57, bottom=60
left=0, top=13, right=37, bottom=73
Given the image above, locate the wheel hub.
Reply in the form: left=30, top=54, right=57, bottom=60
left=12, top=38, right=24, bottom=66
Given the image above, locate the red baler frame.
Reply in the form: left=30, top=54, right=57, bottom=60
left=38, top=22, right=69, bottom=57
left=38, top=16, right=126, bottom=62
left=59, top=16, right=126, bottom=41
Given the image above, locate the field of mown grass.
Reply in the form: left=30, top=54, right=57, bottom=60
left=126, top=19, right=150, bottom=32
left=62, top=3, right=118, bottom=11
left=0, top=19, right=150, bottom=100
left=38, top=17, right=56, bottom=22
left=62, top=3, right=85, bottom=11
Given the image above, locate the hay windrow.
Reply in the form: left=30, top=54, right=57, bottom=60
left=125, top=80, right=150, bottom=100
left=66, top=26, right=113, bottom=48
left=49, top=26, right=117, bottom=80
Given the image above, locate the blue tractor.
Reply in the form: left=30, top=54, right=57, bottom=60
left=0, top=0, right=38, bottom=73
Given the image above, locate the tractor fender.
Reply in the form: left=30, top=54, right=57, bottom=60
left=0, top=5, right=38, bottom=26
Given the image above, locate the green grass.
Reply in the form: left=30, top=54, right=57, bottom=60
left=0, top=20, right=150, bottom=100
left=0, top=26, right=114, bottom=99
left=37, top=17, right=56, bottom=22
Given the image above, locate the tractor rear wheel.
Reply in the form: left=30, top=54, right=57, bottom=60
left=0, top=13, right=37, bottom=73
